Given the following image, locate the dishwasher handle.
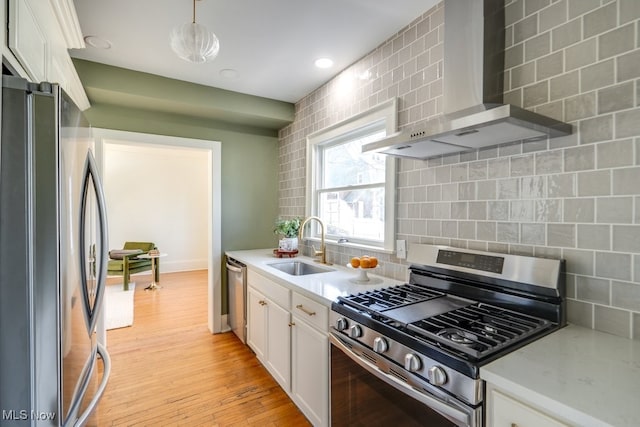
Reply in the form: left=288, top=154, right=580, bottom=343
left=226, top=257, right=245, bottom=273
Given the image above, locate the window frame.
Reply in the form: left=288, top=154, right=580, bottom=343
left=305, top=98, right=397, bottom=252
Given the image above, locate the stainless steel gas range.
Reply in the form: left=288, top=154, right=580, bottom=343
left=329, top=244, right=565, bottom=427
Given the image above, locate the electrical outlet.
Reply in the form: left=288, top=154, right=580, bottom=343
left=396, top=240, right=407, bottom=259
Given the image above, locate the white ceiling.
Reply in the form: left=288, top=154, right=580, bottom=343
left=70, top=0, right=439, bottom=103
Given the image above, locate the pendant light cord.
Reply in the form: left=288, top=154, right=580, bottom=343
left=192, top=0, right=196, bottom=24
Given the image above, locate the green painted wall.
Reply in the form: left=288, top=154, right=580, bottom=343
left=84, top=103, right=280, bottom=313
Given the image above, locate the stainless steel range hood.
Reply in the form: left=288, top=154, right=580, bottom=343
left=363, top=0, right=572, bottom=159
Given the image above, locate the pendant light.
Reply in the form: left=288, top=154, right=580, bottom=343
left=170, top=0, right=220, bottom=63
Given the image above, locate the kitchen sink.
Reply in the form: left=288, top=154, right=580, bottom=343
left=268, top=261, right=333, bottom=276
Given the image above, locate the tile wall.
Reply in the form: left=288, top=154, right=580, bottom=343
left=278, top=0, right=640, bottom=340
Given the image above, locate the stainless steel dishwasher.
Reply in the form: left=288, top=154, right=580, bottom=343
left=226, top=256, right=247, bottom=344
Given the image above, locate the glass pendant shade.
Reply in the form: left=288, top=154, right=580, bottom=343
left=170, top=22, right=220, bottom=63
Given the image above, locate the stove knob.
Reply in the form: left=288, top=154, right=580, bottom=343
left=335, top=318, right=349, bottom=331
left=404, top=353, right=422, bottom=372
left=349, top=325, right=362, bottom=338
left=427, top=366, right=448, bottom=386
left=372, top=337, right=388, bottom=354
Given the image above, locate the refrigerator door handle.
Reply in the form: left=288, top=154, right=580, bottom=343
left=73, top=344, right=111, bottom=427
left=78, top=150, right=109, bottom=333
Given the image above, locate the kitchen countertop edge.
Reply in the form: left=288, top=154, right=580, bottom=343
left=481, top=324, right=640, bottom=427
left=226, top=249, right=402, bottom=307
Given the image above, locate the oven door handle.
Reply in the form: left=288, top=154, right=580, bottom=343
left=330, top=334, right=477, bottom=427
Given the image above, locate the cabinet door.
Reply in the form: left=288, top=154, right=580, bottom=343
left=490, top=389, right=569, bottom=427
left=291, top=315, right=329, bottom=427
left=247, top=287, right=267, bottom=361
left=265, top=300, right=291, bottom=391
left=8, top=0, right=48, bottom=82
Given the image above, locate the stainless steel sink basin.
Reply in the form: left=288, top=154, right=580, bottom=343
left=268, top=261, right=333, bottom=276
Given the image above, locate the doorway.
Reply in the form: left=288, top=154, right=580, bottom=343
left=93, top=128, right=222, bottom=334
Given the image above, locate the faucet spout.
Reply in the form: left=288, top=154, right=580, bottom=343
left=299, top=216, right=330, bottom=264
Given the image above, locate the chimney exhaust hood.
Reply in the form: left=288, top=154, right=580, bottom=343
left=363, top=0, right=572, bottom=159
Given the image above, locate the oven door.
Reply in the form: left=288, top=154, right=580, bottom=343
left=330, top=334, right=481, bottom=427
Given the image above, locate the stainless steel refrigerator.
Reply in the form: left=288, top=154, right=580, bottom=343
left=0, top=75, right=111, bottom=426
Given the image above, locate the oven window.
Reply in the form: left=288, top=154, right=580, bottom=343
left=331, top=345, right=458, bottom=427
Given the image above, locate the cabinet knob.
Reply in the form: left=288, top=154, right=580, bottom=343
left=288, top=322, right=295, bottom=327
left=259, top=300, right=267, bottom=306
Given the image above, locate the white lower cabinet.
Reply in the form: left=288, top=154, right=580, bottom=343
left=265, top=298, right=291, bottom=390
left=487, top=386, right=570, bottom=427
left=291, top=303, right=329, bottom=426
left=246, top=269, right=329, bottom=427
left=246, top=283, right=290, bottom=391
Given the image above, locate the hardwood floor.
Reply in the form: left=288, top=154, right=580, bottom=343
left=98, top=270, right=311, bottom=426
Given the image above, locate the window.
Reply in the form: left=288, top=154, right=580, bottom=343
left=306, top=99, right=397, bottom=251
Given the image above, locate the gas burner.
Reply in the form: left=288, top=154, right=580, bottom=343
left=437, top=328, right=475, bottom=346
left=482, top=324, right=498, bottom=334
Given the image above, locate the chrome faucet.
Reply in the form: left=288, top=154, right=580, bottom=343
left=299, top=216, right=330, bottom=265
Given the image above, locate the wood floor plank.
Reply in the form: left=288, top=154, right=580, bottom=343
left=97, top=270, right=311, bottom=426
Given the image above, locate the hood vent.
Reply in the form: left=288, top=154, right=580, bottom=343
left=363, top=0, right=572, bottom=159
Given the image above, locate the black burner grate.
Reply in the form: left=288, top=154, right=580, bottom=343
left=337, top=283, right=443, bottom=313
left=408, top=303, right=551, bottom=359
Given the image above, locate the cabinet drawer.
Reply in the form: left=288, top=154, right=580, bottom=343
left=490, top=389, right=569, bottom=427
left=248, top=269, right=290, bottom=309
left=292, top=292, right=328, bottom=332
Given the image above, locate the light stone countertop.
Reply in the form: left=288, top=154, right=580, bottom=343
left=481, top=324, right=640, bottom=427
left=225, top=249, right=402, bottom=306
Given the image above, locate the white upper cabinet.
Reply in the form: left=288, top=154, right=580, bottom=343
left=5, top=0, right=90, bottom=110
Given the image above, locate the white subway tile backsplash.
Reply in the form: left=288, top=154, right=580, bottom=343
left=535, top=199, right=562, bottom=222
left=596, top=251, right=633, bottom=281
left=567, top=0, right=601, bottom=19
left=578, top=115, right=614, bottom=143
left=594, top=304, right=631, bottom=337
left=279, top=1, right=640, bottom=340
left=564, top=198, right=595, bottom=222
left=548, top=223, right=576, bottom=247
left=611, top=281, right=640, bottom=310
left=577, top=275, right=611, bottom=304
left=597, top=139, right=634, bottom=169
left=596, top=197, right=634, bottom=223
left=583, top=2, right=617, bottom=38
left=615, top=109, right=640, bottom=139
left=581, top=59, right=615, bottom=92
left=565, top=144, right=596, bottom=171
left=497, top=222, right=520, bottom=242
left=598, top=23, right=635, bottom=60
left=563, top=248, right=595, bottom=275
left=577, top=170, right=611, bottom=196
left=598, top=82, right=635, bottom=114
left=522, top=222, right=546, bottom=244
left=567, top=299, right=594, bottom=328
left=612, top=225, right=640, bottom=252
left=616, top=50, right=640, bottom=82
left=613, top=167, right=640, bottom=195
left=521, top=176, right=546, bottom=198
left=577, top=224, right=610, bottom=249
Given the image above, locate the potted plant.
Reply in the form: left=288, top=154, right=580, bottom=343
left=273, top=217, right=302, bottom=251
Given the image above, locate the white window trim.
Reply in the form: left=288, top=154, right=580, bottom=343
left=305, top=98, right=397, bottom=252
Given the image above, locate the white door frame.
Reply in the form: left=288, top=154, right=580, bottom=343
left=93, top=128, right=222, bottom=334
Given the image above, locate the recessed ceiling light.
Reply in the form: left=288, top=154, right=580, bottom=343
left=220, top=69, right=239, bottom=79
left=315, top=58, right=334, bottom=69
left=84, top=35, right=112, bottom=50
